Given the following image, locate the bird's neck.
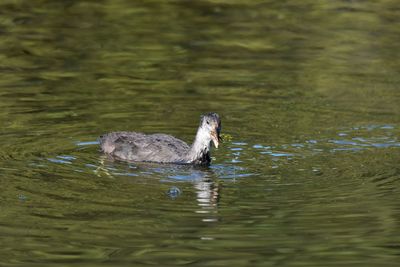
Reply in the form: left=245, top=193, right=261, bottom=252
left=186, top=127, right=212, bottom=164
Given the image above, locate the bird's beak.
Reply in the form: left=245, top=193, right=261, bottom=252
left=210, top=129, right=220, bottom=149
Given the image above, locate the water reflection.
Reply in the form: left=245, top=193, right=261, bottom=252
left=194, top=178, right=220, bottom=223
left=92, top=156, right=223, bottom=226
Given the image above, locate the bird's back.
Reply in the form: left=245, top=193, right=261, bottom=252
left=99, top=131, right=191, bottom=163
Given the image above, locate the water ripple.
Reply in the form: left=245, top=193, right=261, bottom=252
left=221, top=124, right=400, bottom=168
left=38, top=124, right=399, bottom=184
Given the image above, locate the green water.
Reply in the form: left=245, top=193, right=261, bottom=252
left=1, top=1, right=400, bottom=266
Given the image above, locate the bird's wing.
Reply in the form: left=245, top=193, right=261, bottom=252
left=102, top=132, right=190, bottom=163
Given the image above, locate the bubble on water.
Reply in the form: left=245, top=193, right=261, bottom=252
left=18, top=194, right=28, bottom=201
left=167, top=186, right=182, bottom=199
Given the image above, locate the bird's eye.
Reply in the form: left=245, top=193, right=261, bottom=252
left=206, top=120, right=210, bottom=125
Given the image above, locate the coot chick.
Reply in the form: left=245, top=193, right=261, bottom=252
left=99, top=113, right=221, bottom=165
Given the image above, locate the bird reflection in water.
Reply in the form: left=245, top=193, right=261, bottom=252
left=192, top=171, right=221, bottom=223
left=95, top=158, right=222, bottom=224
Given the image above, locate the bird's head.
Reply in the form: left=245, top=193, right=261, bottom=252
left=200, top=113, right=221, bottom=148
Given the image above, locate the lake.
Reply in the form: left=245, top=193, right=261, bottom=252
left=0, top=1, right=399, bottom=266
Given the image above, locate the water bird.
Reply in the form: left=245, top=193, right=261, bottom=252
left=99, top=113, right=221, bottom=165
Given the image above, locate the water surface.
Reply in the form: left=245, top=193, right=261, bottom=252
left=1, top=1, right=400, bottom=266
